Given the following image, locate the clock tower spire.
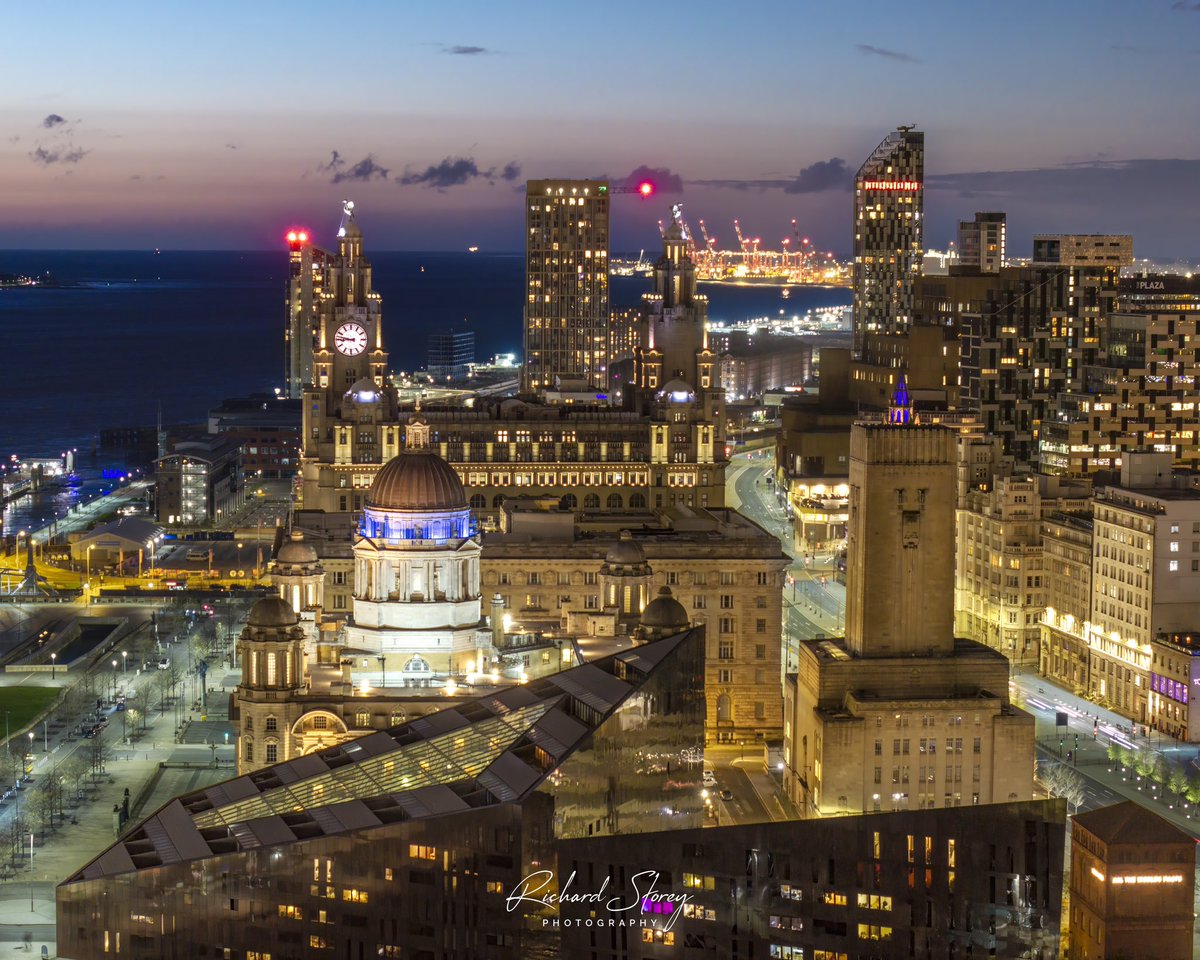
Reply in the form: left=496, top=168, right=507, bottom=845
left=300, top=202, right=400, bottom=512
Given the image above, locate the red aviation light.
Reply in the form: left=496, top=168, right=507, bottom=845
left=639, top=181, right=654, bottom=197
left=297, top=231, right=308, bottom=243
left=286, top=230, right=298, bottom=244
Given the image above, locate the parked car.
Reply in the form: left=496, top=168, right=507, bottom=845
left=702, top=769, right=717, bottom=787
left=156, top=659, right=170, bottom=670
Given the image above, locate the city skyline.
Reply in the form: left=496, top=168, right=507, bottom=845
left=3, top=0, right=1199, bottom=255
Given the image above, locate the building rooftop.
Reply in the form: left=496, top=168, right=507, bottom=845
left=1153, top=632, right=1200, bottom=657
left=63, top=627, right=700, bottom=884
left=1073, top=800, right=1195, bottom=848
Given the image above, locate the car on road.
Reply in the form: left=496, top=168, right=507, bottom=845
left=718, top=788, right=733, bottom=802
left=156, top=659, right=170, bottom=670
left=702, top=769, right=717, bottom=787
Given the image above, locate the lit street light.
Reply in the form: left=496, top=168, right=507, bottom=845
left=111, top=659, right=118, bottom=702
left=85, top=544, right=96, bottom=603
left=122, top=650, right=128, bottom=674
left=50, top=652, right=57, bottom=679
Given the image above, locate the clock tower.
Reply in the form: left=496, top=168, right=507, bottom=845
left=300, top=202, right=403, bottom=512
left=312, top=201, right=388, bottom=402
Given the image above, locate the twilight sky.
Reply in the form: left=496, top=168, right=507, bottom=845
left=3, top=0, right=1199, bottom=257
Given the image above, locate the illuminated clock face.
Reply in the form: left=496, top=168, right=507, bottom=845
left=334, top=322, right=368, bottom=356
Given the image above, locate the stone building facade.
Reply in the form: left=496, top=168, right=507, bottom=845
left=784, top=395, right=1035, bottom=817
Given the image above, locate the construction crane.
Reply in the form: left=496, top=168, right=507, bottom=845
left=733, top=219, right=751, bottom=254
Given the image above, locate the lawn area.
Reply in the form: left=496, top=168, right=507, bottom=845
left=0, top=685, right=61, bottom=738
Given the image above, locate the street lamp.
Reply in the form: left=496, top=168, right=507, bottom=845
left=27, top=731, right=33, bottom=764
left=122, top=650, right=128, bottom=674
left=111, top=659, right=118, bottom=701
left=85, top=544, right=96, bottom=602
left=49, top=653, right=56, bottom=679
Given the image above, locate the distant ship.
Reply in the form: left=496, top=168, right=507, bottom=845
left=467, top=246, right=479, bottom=253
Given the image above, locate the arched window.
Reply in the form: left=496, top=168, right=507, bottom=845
left=629, top=493, right=647, bottom=509
left=583, top=493, right=600, bottom=510
left=404, top=655, right=432, bottom=674
left=492, top=494, right=505, bottom=508
left=716, top=694, right=732, bottom=722
left=607, top=493, right=623, bottom=509
left=469, top=494, right=486, bottom=510
left=560, top=493, right=577, bottom=511
left=265, top=741, right=278, bottom=764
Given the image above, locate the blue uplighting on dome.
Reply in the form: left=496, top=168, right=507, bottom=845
left=359, top=505, right=476, bottom=543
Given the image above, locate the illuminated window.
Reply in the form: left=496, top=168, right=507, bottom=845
left=857, top=924, right=892, bottom=940
left=278, top=905, right=303, bottom=919
left=342, top=889, right=368, bottom=903
left=856, top=893, right=892, bottom=911
left=309, top=936, right=328, bottom=949
left=682, top=873, right=715, bottom=891
left=409, top=844, right=437, bottom=861
left=822, top=891, right=847, bottom=906
left=641, top=929, right=675, bottom=945
left=486, top=881, right=504, bottom=894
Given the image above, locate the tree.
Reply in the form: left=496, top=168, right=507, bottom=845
left=61, top=754, right=90, bottom=805
left=32, top=777, right=57, bottom=840
left=1186, top=775, right=1200, bottom=806
left=86, top=733, right=112, bottom=782
left=6, top=810, right=30, bottom=868
left=125, top=705, right=144, bottom=741
left=1041, top=762, right=1086, bottom=814
left=1168, top=765, right=1189, bottom=799
left=1133, top=751, right=1157, bottom=780
left=1106, top=743, right=1122, bottom=765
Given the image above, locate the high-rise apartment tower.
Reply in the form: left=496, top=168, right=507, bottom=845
left=523, top=179, right=610, bottom=392
left=853, top=126, right=924, bottom=359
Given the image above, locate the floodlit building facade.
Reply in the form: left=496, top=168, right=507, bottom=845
left=1039, top=453, right=1200, bottom=736
left=954, top=474, right=1091, bottom=667
left=297, top=206, right=727, bottom=519
left=784, top=390, right=1035, bottom=816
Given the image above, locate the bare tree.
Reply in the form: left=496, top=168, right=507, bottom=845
left=1041, top=762, right=1086, bottom=814
left=87, top=733, right=112, bottom=782
left=32, top=778, right=57, bottom=840
left=62, top=754, right=90, bottom=805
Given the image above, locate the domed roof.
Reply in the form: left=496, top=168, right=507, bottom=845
left=276, top=532, right=318, bottom=565
left=247, top=596, right=299, bottom=628
left=605, top=530, right=645, bottom=566
left=639, top=586, right=689, bottom=630
left=344, top=377, right=380, bottom=403
left=657, top=379, right=695, bottom=402
left=366, top=451, right=467, bottom=512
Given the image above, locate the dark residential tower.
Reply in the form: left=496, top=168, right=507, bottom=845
left=852, top=126, right=924, bottom=360
left=523, top=179, right=610, bottom=392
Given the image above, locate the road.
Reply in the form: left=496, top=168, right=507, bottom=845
left=1012, top=672, right=1200, bottom=837
left=727, top=452, right=846, bottom=669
